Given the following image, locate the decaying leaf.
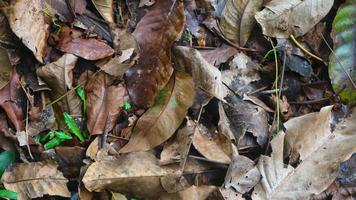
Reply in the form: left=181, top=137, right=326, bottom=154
left=0, top=0, right=50, bottom=63
left=139, top=0, right=156, bottom=8
left=255, top=0, right=334, bottom=38
left=91, top=0, right=114, bottom=23
left=173, top=46, right=227, bottom=100
left=220, top=0, right=263, bottom=46
left=160, top=185, right=219, bottom=200
left=199, top=45, right=238, bottom=66
left=124, top=0, right=185, bottom=108
left=82, top=152, right=172, bottom=199
left=0, top=67, right=26, bottom=131
left=193, top=124, right=232, bottom=164
left=119, top=72, right=195, bottom=153
left=252, top=106, right=356, bottom=199
left=98, top=48, right=137, bottom=77
left=224, top=154, right=261, bottom=194
left=0, top=48, right=11, bottom=90
left=41, top=0, right=75, bottom=22
left=57, top=27, right=114, bottom=60
left=36, top=54, right=82, bottom=116
left=2, top=161, right=70, bottom=199
left=85, top=73, right=127, bottom=135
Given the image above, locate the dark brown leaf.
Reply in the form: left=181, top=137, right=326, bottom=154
left=0, top=67, right=26, bottom=131
left=119, top=71, right=195, bottom=153
left=124, top=0, right=185, bottom=108
left=85, top=73, right=127, bottom=135
left=57, top=27, right=114, bottom=60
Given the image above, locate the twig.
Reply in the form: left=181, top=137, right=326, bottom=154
left=289, top=98, right=329, bottom=105
left=25, top=99, right=34, bottom=160
left=100, top=115, right=111, bottom=149
left=320, top=34, right=356, bottom=89
left=268, top=38, right=280, bottom=134
left=290, top=34, right=324, bottom=62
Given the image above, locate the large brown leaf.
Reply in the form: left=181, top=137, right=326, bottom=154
left=85, top=73, right=127, bottom=135
left=36, top=54, right=82, bottom=116
left=124, top=0, right=185, bottom=108
left=0, top=67, right=26, bottom=131
left=0, top=0, right=50, bottom=63
left=2, top=161, right=70, bottom=199
left=119, top=71, right=195, bottom=153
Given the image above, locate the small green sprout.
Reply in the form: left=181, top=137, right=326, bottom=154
left=63, top=112, right=85, bottom=142
left=123, top=101, right=132, bottom=110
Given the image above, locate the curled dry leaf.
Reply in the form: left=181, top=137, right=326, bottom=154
left=57, top=27, right=114, bottom=60
left=91, top=0, right=114, bottom=23
left=192, top=124, right=232, bottom=164
left=82, top=152, right=172, bottom=199
left=252, top=106, right=356, bottom=200
left=255, top=0, right=334, bottom=38
left=1, top=161, right=70, bottom=199
left=36, top=54, right=82, bottom=116
left=85, top=73, right=127, bottom=135
left=224, top=154, right=261, bottom=194
left=173, top=46, right=227, bottom=100
left=220, top=0, right=263, bottom=46
left=124, top=0, right=185, bottom=108
left=0, top=67, right=26, bottom=131
left=0, top=0, right=50, bottom=63
left=119, top=71, right=195, bottom=153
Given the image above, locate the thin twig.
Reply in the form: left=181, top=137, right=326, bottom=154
left=269, top=38, right=280, bottom=133
left=320, top=34, right=356, bottom=89
left=289, top=98, right=329, bottom=105
left=290, top=34, right=324, bottom=62
left=25, top=99, right=34, bottom=160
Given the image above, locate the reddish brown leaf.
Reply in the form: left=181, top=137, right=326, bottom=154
left=124, top=0, right=185, bottom=108
left=0, top=67, right=26, bottom=131
left=85, top=73, right=127, bottom=135
left=57, top=27, right=114, bottom=60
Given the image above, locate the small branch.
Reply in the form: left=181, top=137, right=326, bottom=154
left=290, top=34, right=324, bottom=62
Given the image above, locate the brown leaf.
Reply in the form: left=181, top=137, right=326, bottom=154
left=2, top=161, right=70, bottom=199
left=0, top=48, right=12, bottom=90
left=36, top=54, right=82, bottom=116
left=55, top=146, right=85, bottom=179
left=119, top=71, right=195, bottom=153
left=124, top=0, right=185, bottom=108
left=0, top=67, right=26, bottom=131
left=91, top=0, right=114, bottom=23
left=41, top=0, right=75, bottom=22
left=160, top=185, right=219, bottom=200
left=97, top=48, right=137, bottom=77
left=199, top=45, right=238, bottom=66
left=57, top=27, right=114, bottom=60
left=85, top=73, right=127, bottom=135
left=0, top=0, right=50, bottom=63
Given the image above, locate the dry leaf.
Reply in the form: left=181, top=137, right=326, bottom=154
left=0, top=67, right=26, bottom=131
left=2, top=161, right=70, bottom=199
left=255, top=0, right=334, bottom=38
left=173, top=46, right=227, bottom=100
left=124, top=0, right=185, bottom=108
left=252, top=106, right=356, bottom=199
left=220, top=0, right=263, bottom=46
left=0, top=48, right=11, bottom=90
left=199, top=45, right=238, bottom=66
left=119, top=71, right=195, bottom=153
left=224, top=154, right=261, bottom=194
left=85, top=73, right=127, bottom=135
left=193, top=124, right=232, bottom=164
left=139, top=0, right=156, bottom=7
left=57, top=27, right=114, bottom=60
left=91, top=0, right=114, bottom=23
left=36, top=54, right=82, bottom=116
left=159, top=185, right=219, bottom=200
left=82, top=152, right=172, bottom=199
left=98, top=48, right=136, bottom=77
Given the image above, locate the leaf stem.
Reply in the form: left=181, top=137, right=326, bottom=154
left=290, top=34, right=324, bottom=62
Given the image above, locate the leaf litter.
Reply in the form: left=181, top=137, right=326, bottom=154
left=0, top=0, right=355, bottom=199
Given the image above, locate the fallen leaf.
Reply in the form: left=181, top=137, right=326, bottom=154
left=41, top=0, right=75, bottom=22
left=159, top=185, right=219, bottom=200
left=224, top=154, right=261, bottom=194
left=0, top=0, right=50, bottom=63
left=337, top=153, right=356, bottom=187
left=0, top=48, right=11, bottom=90
left=199, top=45, right=238, bottom=66
left=55, top=146, right=85, bottom=179
left=85, top=73, right=126, bottom=135
left=27, top=105, right=58, bottom=136
left=0, top=150, right=15, bottom=176
left=0, top=67, right=26, bottom=131
left=36, top=54, right=82, bottom=116
left=220, top=0, right=263, bottom=46
left=193, top=124, right=232, bottom=164
left=82, top=152, right=172, bottom=199
left=57, top=27, right=114, bottom=60
left=329, top=0, right=356, bottom=107
left=98, top=48, right=137, bottom=77
left=252, top=106, right=356, bottom=199
left=255, top=0, right=334, bottom=38
left=91, top=0, right=114, bottom=23
left=139, top=0, right=156, bottom=7
left=119, top=71, right=195, bottom=153
left=111, top=192, right=127, bottom=200
left=173, top=46, right=227, bottom=100
left=124, top=0, right=185, bottom=108
left=2, top=161, right=71, bottom=199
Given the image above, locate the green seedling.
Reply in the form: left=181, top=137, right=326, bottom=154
left=123, top=101, right=132, bottom=110
left=0, top=189, right=18, bottom=200
left=63, top=112, right=85, bottom=142
left=76, top=86, right=87, bottom=114
left=44, top=131, right=72, bottom=150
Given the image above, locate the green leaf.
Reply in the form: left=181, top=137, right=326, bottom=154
left=43, top=131, right=72, bottom=150
left=63, top=112, right=85, bottom=142
left=329, top=0, right=356, bottom=107
left=123, top=101, right=131, bottom=110
left=0, top=150, right=15, bottom=176
left=76, top=86, right=87, bottom=113
left=0, top=189, right=18, bottom=200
